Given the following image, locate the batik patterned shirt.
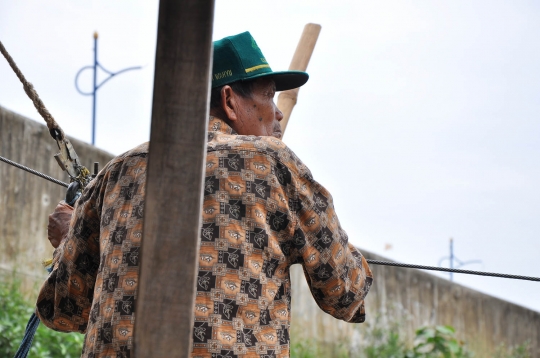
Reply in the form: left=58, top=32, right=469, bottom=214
left=36, top=117, right=373, bottom=358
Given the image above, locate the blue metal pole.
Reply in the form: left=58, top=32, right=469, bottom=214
left=75, top=32, right=141, bottom=144
left=450, top=237, right=454, bottom=281
left=92, top=32, right=98, bottom=145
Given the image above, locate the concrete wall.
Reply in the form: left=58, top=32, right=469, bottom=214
left=290, top=251, right=540, bottom=357
left=0, top=105, right=114, bottom=296
left=2, top=106, right=539, bottom=357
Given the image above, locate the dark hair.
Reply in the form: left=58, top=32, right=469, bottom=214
left=209, top=80, right=255, bottom=109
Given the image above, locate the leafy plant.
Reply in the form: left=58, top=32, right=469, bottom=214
left=0, top=280, right=84, bottom=358
left=406, top=325, right=472, bottom=358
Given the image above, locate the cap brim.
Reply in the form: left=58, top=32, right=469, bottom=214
left=246, top=70, right=309, bottom=91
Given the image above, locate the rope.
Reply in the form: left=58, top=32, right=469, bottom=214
left=0, top=155, right=69, bottom=187
left=0, top=40, right=64, bottom=140
left=366, top=259, right=540, bottom=282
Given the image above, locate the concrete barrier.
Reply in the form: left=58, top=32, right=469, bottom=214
left=1, top=105, right=538, bottom=357
left=0, top=105, right=114, bottom=297
left=290, top=251, right=540, bottom=357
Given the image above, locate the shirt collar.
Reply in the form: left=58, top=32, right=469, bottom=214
left=208, top=116, right=238, bottom=135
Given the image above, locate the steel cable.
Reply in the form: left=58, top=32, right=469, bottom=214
left=366, top=259, right=540, bottom=282
left=1, top=154, right=539, bottom=282
left=0, top=155, right=68, bottom=187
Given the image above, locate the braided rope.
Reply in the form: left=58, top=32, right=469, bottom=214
left=0, top=40, right=64, bottom=140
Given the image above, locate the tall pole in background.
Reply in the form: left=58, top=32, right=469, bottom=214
left=92, top=32, right=98, bottom=146
left=439, top=237, right=481, bottom=281
left=75, top=33, right=142, bottom=146
left=449, top=237, right=454, bottom=281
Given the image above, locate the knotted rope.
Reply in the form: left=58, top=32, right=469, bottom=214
left=0, top=40, right=64, bottom=140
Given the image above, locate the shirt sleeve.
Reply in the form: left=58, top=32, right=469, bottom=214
left=35, top=165, right=112, bottom=333
left=288, top=163, right=373, bottom=323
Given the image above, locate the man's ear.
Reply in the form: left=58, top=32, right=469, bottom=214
left=221, top=85, right=239, bottom=122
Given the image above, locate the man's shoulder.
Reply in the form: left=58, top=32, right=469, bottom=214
left=96, top=143, right=149, bottom=177
left=110, top=142, right=149, bottom=165
left=208, top=132, right=311, bottom=179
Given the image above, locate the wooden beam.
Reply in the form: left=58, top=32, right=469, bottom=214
left=134, top=0, right=215, bottom=356
left=278, top=23, right=321, bottom=136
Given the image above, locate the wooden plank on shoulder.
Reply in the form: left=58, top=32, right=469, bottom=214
left=278, top=23, right=322, bottom=136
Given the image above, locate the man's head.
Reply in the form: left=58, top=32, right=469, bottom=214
left=209, top=32, right=309, bottom=138
left=210, top=77, right=283, bottom=138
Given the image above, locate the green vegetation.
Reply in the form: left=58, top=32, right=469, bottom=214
left=290, top=338, right=322, bottom=358
left=291, top=320, right=532, bottom=358
left=360, top=319, right=406, bottom=358
left=0, top=280, right=532, bottom=358
left=405, top=325, right=472, bottom=358
left=0, top=281, right=84, bottom=358
left=360, top=323, right=473, bottom=358
left=494, top=341, right=532, bottom=358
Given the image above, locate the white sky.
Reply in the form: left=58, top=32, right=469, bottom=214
left=1, top=0, right=539, bottom=313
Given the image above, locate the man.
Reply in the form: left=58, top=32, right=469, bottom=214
left=37, top=31, right=373, bottom=358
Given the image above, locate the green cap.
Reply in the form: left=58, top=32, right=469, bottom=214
left=212, top=31, right=309, bottom=91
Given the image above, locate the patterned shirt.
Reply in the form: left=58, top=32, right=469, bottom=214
left=36, top=117, right=373, bottom=358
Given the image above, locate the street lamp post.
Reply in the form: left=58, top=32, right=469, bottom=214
left=75, top=32, right=142, bottom=146
left=439, top=237, right=482, bottom=281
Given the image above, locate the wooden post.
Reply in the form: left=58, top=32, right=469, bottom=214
left=134, top=0, right=215, bottom=356
left=278, top=23, right=321, bottom=136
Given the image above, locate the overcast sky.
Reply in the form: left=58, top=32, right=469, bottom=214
left=1, top=0, right=539, bottom=313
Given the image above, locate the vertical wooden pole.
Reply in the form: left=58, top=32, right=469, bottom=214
left=134, top=0, right=215, bottom=356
